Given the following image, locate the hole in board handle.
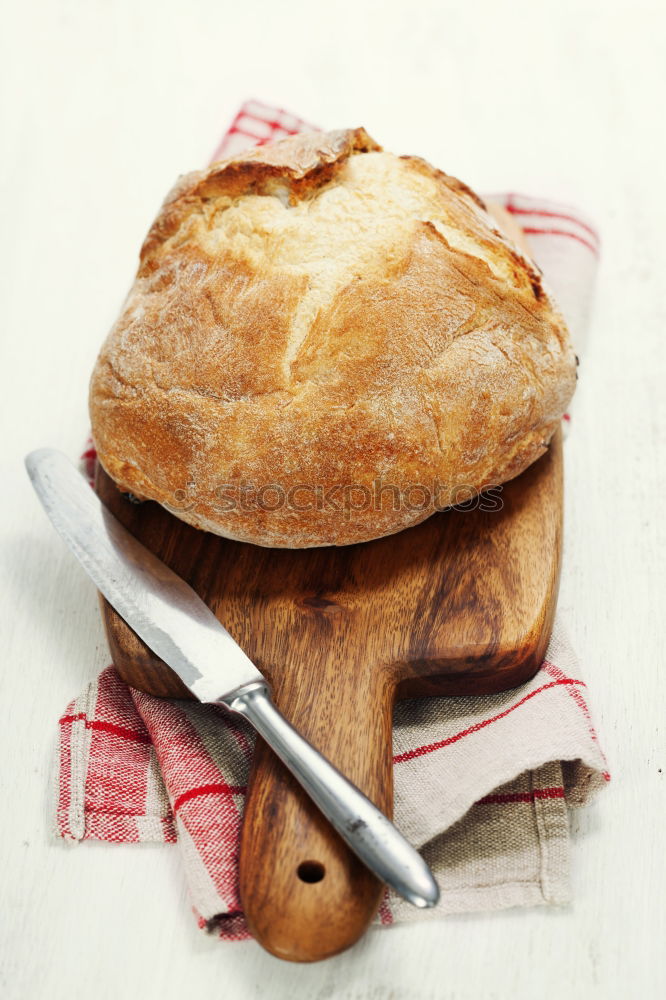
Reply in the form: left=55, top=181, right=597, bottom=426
left=297, top=860, right=325, bottom=883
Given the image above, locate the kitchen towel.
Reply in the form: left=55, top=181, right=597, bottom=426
left=59, top=100, right=608, bottom=939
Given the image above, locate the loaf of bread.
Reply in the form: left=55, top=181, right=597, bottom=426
left=89, top=128, right=576, bottom=547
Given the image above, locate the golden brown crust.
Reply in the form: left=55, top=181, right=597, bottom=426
left=89, top=128, right=576, bottom=547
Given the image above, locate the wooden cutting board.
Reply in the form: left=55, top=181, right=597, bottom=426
left=95, top=427, right=562, bottom=962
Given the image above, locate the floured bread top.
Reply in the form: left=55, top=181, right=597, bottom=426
left=90, top=128, right=576, bottom=547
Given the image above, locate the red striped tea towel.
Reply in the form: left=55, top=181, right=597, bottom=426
left=59, top=101, right=608, bottom=939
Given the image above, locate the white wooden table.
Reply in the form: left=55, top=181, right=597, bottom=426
left=1, top=1, right=664, bottom=997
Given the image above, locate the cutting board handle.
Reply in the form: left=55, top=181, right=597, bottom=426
left=238, top=651, right=396, bottom=962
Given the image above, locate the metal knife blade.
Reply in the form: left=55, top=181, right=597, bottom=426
left=25, top=447, right=262, bottom=702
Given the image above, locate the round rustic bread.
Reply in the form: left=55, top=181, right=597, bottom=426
left=89, top=128, right=576, bottom=547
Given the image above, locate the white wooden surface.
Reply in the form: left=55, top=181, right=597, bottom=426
left=1, top=1, right=665, bottom=997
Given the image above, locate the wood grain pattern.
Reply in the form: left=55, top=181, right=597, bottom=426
left=95, top=427, right=562, bottom=961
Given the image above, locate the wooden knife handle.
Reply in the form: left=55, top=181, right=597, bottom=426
left=238, top=654, right=396, bottom=962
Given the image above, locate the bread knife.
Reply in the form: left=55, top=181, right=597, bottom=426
left=25, top=448, right=439, bottom=909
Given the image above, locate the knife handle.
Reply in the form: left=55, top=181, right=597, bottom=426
left=221, top=681, right=438, bottom=917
